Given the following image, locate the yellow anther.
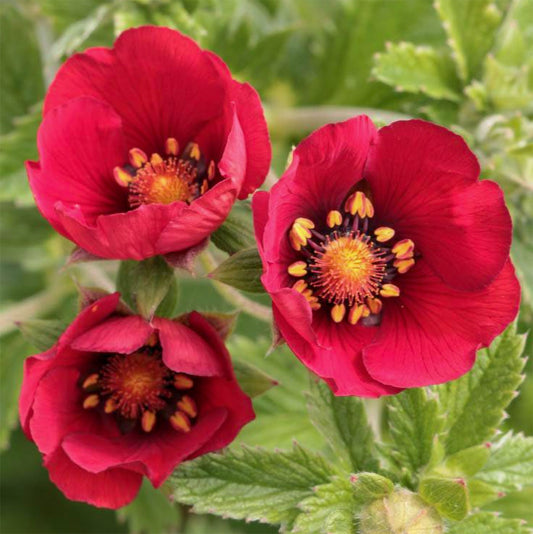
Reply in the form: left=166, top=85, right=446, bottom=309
left=292, top=280, right=308, bottom=293
left=345, top=191, right=373, bottom=217
left=289, top=221, right=312, bottom=250
left=150, top=153, right=163, bottom=165
left=394, top=258, right=415, bottom=274
left=177, top=395, right=197, bottom=418
left=309, top=300, right=322, bottom=311
left=294, top=217, right=315, bottom=229
left=170, top=411, right=191, bottom=433
left=113, top=166, right=133, bottom=187
left=326, top=210, right=343, bottom=228
left=165, top=137, right=179, bottom=156
left=83, top=394, right=99, bottom=409
left=348, top=305, right=365, bottom=325
left=330, top=303, right=346, bottom=323
left=207, top=160, right=216, bottom=180
left=82, top=373, right=99, bottom=390
left=128, top=148, right=148, bottom=168
left=174, top=374, right=194, bottom=390
left=200, top=179, right=209, bottom=195
left=392, top=239, right=415, bottom=260
left=188, top=142, right=201, bottom=161
left=141, top=411, right=156, bottom=432
left=367, top=298, right=383, bottom=315
left=374, top=227, right=395, bottom=243
left=104, top=398, right=118, bottom=414
left=380, top=284, right=401, bottom=298
left=288, top=261, right=308, bottom=277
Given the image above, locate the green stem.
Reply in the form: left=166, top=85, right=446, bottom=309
left=200, top=251, right=272, bottom=323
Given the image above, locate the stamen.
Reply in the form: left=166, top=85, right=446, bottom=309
left=187, top=142, right=201, bottom=161
left=367, top=298, right=383, bottom=314
left=392, top=239, right=415, bottom=260
left=170, top=411, right=191, bottom=433
left=207, top=160, right=216, bottom=180
left=114, top=166, right=133, bottom=187
left=104, top=398, right=118, bottom=414
left=293, top=279, right=308, bottom=292
left=348, top=305, right=365, bottom=325
left=327, top=210, right=343, bottom=228
left=288, top=261, right=307, bottom=277
left=374, top=227, right=395, bottom=243
left=344, top=191, right=374, bottom=218
left=83, top=394, right=99, bottom=409
left=150, top=153, right=163, bottom=165
left=380, top=284, right=400, bottom=297
left=174, top=374, right=194, bottom=390
left=177, top=395, right=197, bottom=418
left=165, top=137, right=179, bottom=156
left=141, top=411, right=156, bottom=432
left=331, top=303, right=346, bottom=323
left=82, top=373, right=99, bottom=390
left=129, top=148, right=148, bottom=168
left=394, top=258, right=415, bottom=274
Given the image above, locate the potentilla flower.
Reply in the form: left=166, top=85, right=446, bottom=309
left=253, top=116, right=520, bottom=396
left=19, top=293, right=254, bottom=509
left=26, top=26, right=270, bottom=261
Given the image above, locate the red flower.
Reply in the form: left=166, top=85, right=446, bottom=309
left=253, top=117, right=520, bottom=396
left=19, top=293, right=254, bottom=509
left=26, top=26, right=270, bottom=261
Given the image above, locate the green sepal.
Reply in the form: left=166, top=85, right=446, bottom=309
left=432, top=444, right=491, bottom=479
left=208, top=247, right=264, bottom=293
left=351, top=472, right=394, bottom=503
left=16, top=319, right=66, bottom=352
left=211, top=206, right=256, bottom=255
left=418, top=476, right=469, bottom=521
left=200, top=311, right=238, bottom=341
left=447, top=512, right=530, bottom=534
left=117, top=256, right=177, bottom=319
left=232, top=359, right=278, bottom=398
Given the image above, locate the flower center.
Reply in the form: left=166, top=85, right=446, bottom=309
left=80, top=339, right=198, bottom=434
left=113, top=138, right=216, bottom=209
left=287, top=190, right=416, bottom=325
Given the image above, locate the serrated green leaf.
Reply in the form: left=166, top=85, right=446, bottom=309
left=117, top=480, right=180, bottom=534
left=385, top=388, right=443, bottom=477
left=16, top=319, right=65, bottom=352
left=292, top=477, right=356, bottom=534
left=447, top=512, right=529, bottom=534
left=435, top=445, right=491, bottom=479
left=209, top=247, right=264, bottom=293
left=373, top=42, right=460, bottom=101
left=435, top=0, right=503, bottom=81
left=211, top=205, right=256, bottom=255
left=306, top=380, right=378, bottom=472
left=232, top=359, right=278, bottom=398
left=117, top=257, right=176, bottom=319
left=351, top=473, right=394, bottom=503
left=418, top=476, right=469, bottom=521
left=467, top=479, right=500, bottom=508
left=475, top=432, right=533, bottom=493
left=0, top=4, right=44, bottom=134
left=438, top=323, right=527, bottom=455
left=171, top=443, right=335, bottom=528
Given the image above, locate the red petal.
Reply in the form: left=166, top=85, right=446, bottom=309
left=154, top=318, right=228, bottom=377
left=45, top=448, right=142, bottom=509
left=363, top=260, right=520, bottom=388
left=252, top=190, right=270, bottom=256
left=61, top=408, right=227, bottom=487
left=28, top=97, right=127, bottom=230
left=71, top=315, right=153, bottom=353
left=365, top=120, right=511, bottom=290
left=44, top=27, right=227, bottom=157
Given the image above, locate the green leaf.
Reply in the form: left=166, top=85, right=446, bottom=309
left=232, top=359, right=278, bottom=398
left=475, top=432, right=533, bottom=492
left=438, top=323, right=527, bottom=455
left=171, top=443, right=335, bottom=528
left=418, top=476, right=469, bottom=521
left=116, top=257, right=176, bottom=319
left=385, top=388, right=443, bottom=476
left=292, top=477, right=357, bottom=534
left=306, top=380, right=378, bottom=472
left=351, top=473, right=394, bottom=502
left=16, top=319, right=65, bottom=352
left=211, top=205, right=256, bottom=256
left=373, top=42, right=460, bottom=101
left=438, top=445, right=491, bottom=478
left=209, top=247, right=264, bottom=293
left=435, top=0, right=503, bottom=81
left=117, top=480, right=180, bottom=534
left=0, top=4, right=44, bottom=134
left=447, top=512, right=529, bottom=534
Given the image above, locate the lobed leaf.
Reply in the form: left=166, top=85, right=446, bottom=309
left=306, top=380, right=378, bottom=472
left=447, top=512, right=529, bottom=534
left=16, top=319, right=65, bottom=352
left=171, top=443, right=336, bottom=528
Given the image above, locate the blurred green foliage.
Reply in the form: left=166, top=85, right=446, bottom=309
left=1, top=0, right=532, bottom=532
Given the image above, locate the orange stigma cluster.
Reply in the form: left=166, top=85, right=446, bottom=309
left=287, top=190, right=416, bottom=325
left=114, top=138, right=216, bottom=208
left=80, top=341, right=198, bottom=434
